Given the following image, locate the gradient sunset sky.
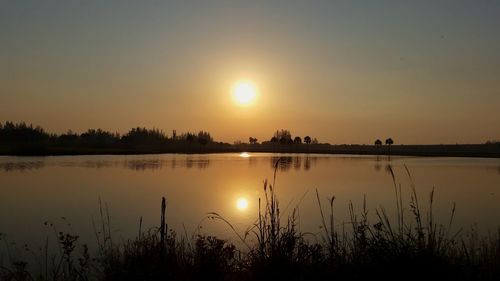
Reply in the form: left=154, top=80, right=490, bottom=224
left=1, top=1, right=499, bottom=144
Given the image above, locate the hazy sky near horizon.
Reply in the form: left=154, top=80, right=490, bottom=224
left=1, top=1, right=499, bottom=144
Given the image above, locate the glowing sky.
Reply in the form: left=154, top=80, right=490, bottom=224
left=1, top=1, right=499, bottom=144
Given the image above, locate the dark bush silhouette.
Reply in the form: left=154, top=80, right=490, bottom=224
left=81, top=129, right=120, bottom=147
left=57, top=131, right=79, bottom=146
left=0, top=121, right=49, bottom=143
left=121, top=127, right=166, bottom=145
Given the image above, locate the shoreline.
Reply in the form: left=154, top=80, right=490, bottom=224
left=1, top=143, right=499, bottom=158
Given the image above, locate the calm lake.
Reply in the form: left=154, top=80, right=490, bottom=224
left=1, top=153, right=499, bottom=251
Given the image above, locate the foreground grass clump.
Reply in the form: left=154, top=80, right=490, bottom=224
left=102, top=232, right=238, bottom=281
left=1, top=164, right=500, bottom=280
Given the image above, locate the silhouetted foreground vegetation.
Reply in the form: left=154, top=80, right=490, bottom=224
left=1, top=121, right=499, bottom=157
left=1, top=165, right=499, bottom=281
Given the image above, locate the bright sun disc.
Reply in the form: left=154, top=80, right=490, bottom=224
left=232, top=81, right=257, bottom=106
left=236, top=197, right=249, bottom=210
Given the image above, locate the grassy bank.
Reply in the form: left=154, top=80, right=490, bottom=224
left=1, top=165, right=499, bottom=280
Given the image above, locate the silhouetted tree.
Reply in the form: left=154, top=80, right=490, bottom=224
left=0, top=121, right=49, bottom=143
left=293, top=136, right=302, bottom=144
left=249, top=137, right=258, bottom=144
left=198, top=137, right=208, bottom=146
left=196, top=131, right=211, bottom=150
left=122, top=127, right=166, bottom=145
left=182, top=133, right=195, bottom=152
left=58, top=130, right=79, bottom=146
left=270, top=136, right=278, bottom=143
left=374, top=139, right=383, bottom=160
left=197, top=131, right=213, bottom=143
left=385, top=138, right=394, bottom=157
left=385, top=138, right=394, bottom=146
left=186, top=133, right=195, bottom=143
left=81, top=129, right=119, bottom=147
left=274, top=129, right=292, bottom=144
left=304, top=136, right=311, bottom=144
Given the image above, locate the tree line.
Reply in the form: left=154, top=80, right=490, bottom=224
left=248, top=129, right=319, bottom=145
left=5, top=122, right=402, bottom=149
left=0, top=121, right=215, bottom=148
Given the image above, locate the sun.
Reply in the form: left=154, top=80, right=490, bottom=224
left=232, top=80, right=257, bottom=106
left=236, top=197, right=249, bottom=211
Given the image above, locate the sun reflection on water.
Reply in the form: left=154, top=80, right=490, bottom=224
left=239, top=152, right=251, bottom=158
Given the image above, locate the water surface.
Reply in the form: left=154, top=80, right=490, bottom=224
left=1, top=153, right=499, bottom=251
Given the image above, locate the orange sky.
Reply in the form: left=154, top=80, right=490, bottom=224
left=1, top=1, right=499, bottom=144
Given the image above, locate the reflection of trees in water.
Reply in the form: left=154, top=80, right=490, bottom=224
left=118, top=158, right=211, bottom=171
left=0, top=157, right=211, bottom=172
left=185, top=158, right=210, bottom=170
left=304, top=157, right=312, bottom=171
left=372, top=161, right=391, bottom=174
left=0, top=161, right=45, bottom=172
left=56, top=160, right=117, bottom=169
left=270, top=156, right=290, bottom=172
left=293, top=156, right=301, bottom=170
left=127, top=158, right=210, bottom=171
left=81, top=160, right=115, bottom=169
left=125, top=160, right=165, bottom=171
left=1, top=155, right=317, bottom=173
left=385, top=164, right=393, bottom=175
left=270, top=156, right=316, bottom=172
